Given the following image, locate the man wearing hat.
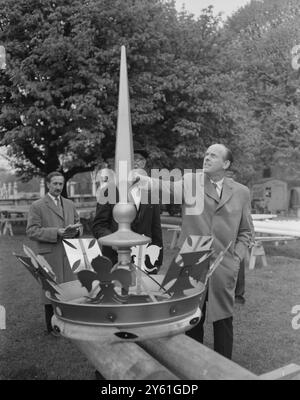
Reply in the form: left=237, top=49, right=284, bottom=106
left=92, top=148, right=163, bottom=273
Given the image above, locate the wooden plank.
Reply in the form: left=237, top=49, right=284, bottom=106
left=139, top=334, right=258, bottom=380
left=259, top=363, right=300, bottom=380
left=252, top=214, right=277, bottom=220
left=161, top=223, right=181, bottom=249
left=0, top=218, right=27, bottom=222
left=290, top=372, right=300, bottom=380
left=255, top=236, right=295, bottom=241
left=170, top=229, right=180, bottom=249
left=161, top=223, right=180, bottom=230
left=249, top=242, right=267, bottom=270
left=253, top=220, right=300, bottom=237
left=2, top=221, right=13, bottom=236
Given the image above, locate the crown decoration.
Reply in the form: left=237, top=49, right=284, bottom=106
left=161, top=236, right=213, bottom=299
left=63, top=238, right=100, bottom=273
left=14, top=235, right=231, bottom=344
left=14, top=245, right=61, bottom=300
left=15, top=236, right=231, bottom=317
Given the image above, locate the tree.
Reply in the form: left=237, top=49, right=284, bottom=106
left=0, top=1, right=214, bottom=180
left=0, top=0, right=108, bottom=182
left=223, top=0, right=300, bottom=181
left=1, top=0, right=259, bottom=185
left=2, top=0, right=273, bottom=188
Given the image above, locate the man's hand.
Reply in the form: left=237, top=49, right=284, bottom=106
left=58, top=224, right=82, bottom=238
left=64, top=224, right=81, bottom=238
left=129, top=171, right=151, bottom=188
left=57, top=228, right=65, bottom=237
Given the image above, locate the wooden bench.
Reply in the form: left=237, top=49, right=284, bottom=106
left=161, top=224, right=298, bottom=271
left=161, top=214, right=280, bottom=250
left=248, top=236, right=297, bottom=270
left=75, top=201, right=97, bottom=208
left=0, top=216, right=27, bottom=236
left=161, top=223, right=181, bottom=249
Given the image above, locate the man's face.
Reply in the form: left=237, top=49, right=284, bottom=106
left=128, top=154, right=147, bottom=184
left=203, top=144, right=230, bottom=176
left=47, top=175, right=64, bottom=197
left=133, top=154, right=146, bottom=170
left=97, top=168, right=115, bottom=186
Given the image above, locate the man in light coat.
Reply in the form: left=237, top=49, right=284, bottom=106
left=26, top=171, right=82, bottom=335
left=137, top=143, right=253, bottom=359
left=182, top=144, right=253, bottom=359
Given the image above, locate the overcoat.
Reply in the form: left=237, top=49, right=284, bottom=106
left=26, top=194, right=81, bottom=290
left=164, top=172, right=253, bottom=322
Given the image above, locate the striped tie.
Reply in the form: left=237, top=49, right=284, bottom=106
left=55, top=197, right=63, bottom=214
left=212, top=182, right=220, bottom=198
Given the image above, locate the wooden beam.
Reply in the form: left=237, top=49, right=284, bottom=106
left=259, top=363, right=300, bottom=380
left=74, top=339, right=179, bottom=380
left=139, top=334, right=258, bottom=380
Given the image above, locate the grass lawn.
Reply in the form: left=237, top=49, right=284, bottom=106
left=0, top=225, right=300, bottom=380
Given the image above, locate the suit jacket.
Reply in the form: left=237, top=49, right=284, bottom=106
left=92, top=183, right=163, bottom=267
left=161, top=172, right=253, bottom=322
left=26, top=194, right=82, bottom=287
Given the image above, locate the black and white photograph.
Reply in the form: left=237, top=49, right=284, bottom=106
left=0, top=0, right=300, bottom=382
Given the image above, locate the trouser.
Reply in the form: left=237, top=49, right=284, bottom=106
left=235, top=259, right=245, bottom=298
left=186, top=294, right=233, bottom=359
left=44, top=304, right=54, bottom=333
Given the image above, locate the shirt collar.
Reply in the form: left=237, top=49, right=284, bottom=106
left=210, top=177, right=224, bottom=189
left=131, top=184, right=140, bottom=192
left=48, top=192, right=60, bottom=203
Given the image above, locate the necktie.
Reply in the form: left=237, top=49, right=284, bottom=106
left=212, top=182, right=221, bottom=199
left=130, top=186, right=141, bottom=210
left=55, top=197, right=63, bottom=214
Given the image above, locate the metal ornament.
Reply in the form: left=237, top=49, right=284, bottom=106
left=99, top=46, right=150, bottom=286
left=15, top=231, right=231, bottom=342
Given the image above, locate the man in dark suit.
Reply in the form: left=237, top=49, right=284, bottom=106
left=26, top=171, right=82, bottom=335
left=92, top=151, right=163, bottom=273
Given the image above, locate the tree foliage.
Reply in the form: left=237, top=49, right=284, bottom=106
left=224, top=0, right=300, bottom=180
left=0, top=0, right=220, bottom=180
left=1, top=0, right=299, bottom=186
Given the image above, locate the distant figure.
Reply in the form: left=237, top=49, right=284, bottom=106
left=26, top=171, right=83, bottom=336
left=95, top=167, right=116, bottom=203
left=92, top=150, right=163, bottom=274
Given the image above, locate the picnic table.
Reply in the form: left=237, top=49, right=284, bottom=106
left=0, top=205, right=29, bottom=236
left=162, top=214, right=300, bottom=270
left=251, top=214, right=277, bottom=220
left=0, top=204, right=97, bottom=236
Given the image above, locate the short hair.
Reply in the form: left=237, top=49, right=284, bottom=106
left=46, top=171, right=64, bottom=183
left=223, top=146, right=233, bottom=165
left=134, top=152, right=146, bottom=162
